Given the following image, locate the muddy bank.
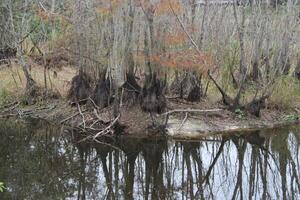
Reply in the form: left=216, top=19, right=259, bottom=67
left=1, top=98, right=299, bottom=139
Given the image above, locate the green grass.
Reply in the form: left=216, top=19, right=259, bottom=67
left=269, top=76, right=300, bottom=110
left=0, top=89, right=13, bottom=106
left=0, top=182, right=5, bottom=192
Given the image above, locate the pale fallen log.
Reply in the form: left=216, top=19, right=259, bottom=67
left=162, top=108, right=223, bottom=115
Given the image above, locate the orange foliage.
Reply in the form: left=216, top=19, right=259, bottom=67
left=151, top=49, right=215, bottom=74
left=95, top=0, right=124, bottom=16
left=34, top=6, right=71, bottom=25
left=35, top=8, right=56, bottom=23
left=133, top=53, right=146, bottom=66
left=155, top=0, right=183, bottom=16
left=95, top=7, right=111, bottom=16
left=163, top=31, right=187, bottom=47
left=133, top=48, right=214, bottom=74
left=138, top=0, right=182, bottom=16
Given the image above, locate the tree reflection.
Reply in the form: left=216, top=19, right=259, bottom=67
left=141, top=138, right=167, bottom=200
left=0, top=120, right=299, bottom=200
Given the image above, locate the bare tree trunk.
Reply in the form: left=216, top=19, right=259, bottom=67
left=251, top=19, right=266, bottom=81
left=198, top=0, right=208, bottom=49
left=294, top=55, right=300, bottom=80
left=233, top=1, right=247, bottom=84
left=122, top=0, right=141, bottom=105
left=19, top=55, right=35, bottom=90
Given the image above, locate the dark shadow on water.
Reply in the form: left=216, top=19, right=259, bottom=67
left=0, top=119, right=299, bottom=200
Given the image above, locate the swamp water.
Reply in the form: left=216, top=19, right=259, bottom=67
left=0, top=119, right=299, bottom=200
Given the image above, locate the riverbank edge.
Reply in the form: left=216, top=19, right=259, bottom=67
left=1, top=99, right=299, bottom=139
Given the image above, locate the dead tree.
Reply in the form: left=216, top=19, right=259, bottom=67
left=122, top=0, right=141, bottom=105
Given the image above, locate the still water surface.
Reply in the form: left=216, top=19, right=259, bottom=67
left=0, top=119, right=299, bottom=200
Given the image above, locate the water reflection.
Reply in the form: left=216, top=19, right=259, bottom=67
left=0, top=120, right=299, bottom=200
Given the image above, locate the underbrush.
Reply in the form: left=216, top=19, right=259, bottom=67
left=269, top=76, right=300, bottom=110
left=0, top=89, right=13, bottom=106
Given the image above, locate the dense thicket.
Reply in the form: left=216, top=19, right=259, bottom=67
left=1, top=0, right=299, bottom=116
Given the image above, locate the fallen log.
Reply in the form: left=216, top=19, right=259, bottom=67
left=162, top=108, right=223, bottom=115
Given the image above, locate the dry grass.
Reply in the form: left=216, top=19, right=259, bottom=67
left=269, top=76, right=300, bottom=111
left=1, top=61, right=300, bottom=112
left=202, top=73, right=300, bottom=112
left=0, top=62, right=77, bottom=103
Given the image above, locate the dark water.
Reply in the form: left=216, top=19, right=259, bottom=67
left=0, top=119, right=299, bottom=200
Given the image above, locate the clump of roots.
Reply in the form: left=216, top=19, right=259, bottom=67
left=68, top=72, right=91, bottom=105
left=121, top=73, right=141, bottom=106
left=91, top=77, right=111, bottom=109
left=170, top=72, right=202, bottom=102
left=0, top=46, right=17, bottom=65
left=22, top=81, right=60, bottom=105
left=140, top=73, right=166, bottom=114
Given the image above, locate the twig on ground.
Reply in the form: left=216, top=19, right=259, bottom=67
left=93, top=114, right=120, bottom=139
left=78, top=114, right=120, bottom=143
left=77, top=103, right=86, bottom=128
left=177, top=112, right=188, bottom=131
left=0, top=113, right=18, bottom=118
left=60, top=112, right=81, bottom=124
left=0, top=102, right=19, bottom=113
left=89, top=97, right=101, bottom=110
left=0, top=101, right=18, bottom=110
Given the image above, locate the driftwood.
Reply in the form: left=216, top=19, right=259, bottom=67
left=162, top=108, right=222, bottom=115
left=77, top=114, right=121, bottom=143
left=177, top=112, right=188, bottom=131
left=92, top=114, right=120, bottom=139
left=0, top=101, right=19, bottom=112
left=60, top=111, right=81, bottom=124
left=163, top=108, right=223, bottom=130
left=0, top=100, right=123, bottom=141
left=0, top=103, right=56, bottom=119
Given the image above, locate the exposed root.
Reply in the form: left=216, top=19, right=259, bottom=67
left=209, top=73, right=268, bottom=117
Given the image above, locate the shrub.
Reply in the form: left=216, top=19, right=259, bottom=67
left=0, top=89, right=12, bottom=106
left=269, top=76, right=300, bottom=110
